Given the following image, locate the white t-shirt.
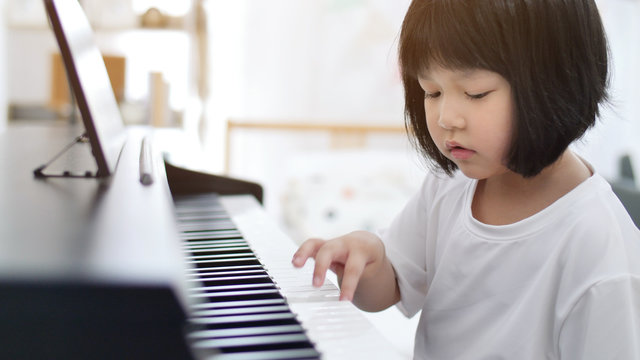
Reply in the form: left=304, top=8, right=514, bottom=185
left=382, top=170, right=640, bottom=360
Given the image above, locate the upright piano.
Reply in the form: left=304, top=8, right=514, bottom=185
left=0, top=122, right=403, bottom=360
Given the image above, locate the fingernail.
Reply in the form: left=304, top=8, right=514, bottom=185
left=313, top=276, right=322, bottom=287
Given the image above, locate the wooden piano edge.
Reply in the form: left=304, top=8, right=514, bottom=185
left=164, top=155, right=264, bottom=204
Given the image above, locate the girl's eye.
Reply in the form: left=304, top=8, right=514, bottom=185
left=424, top=91, right=441, bottom=99
left=465, top=91, right=491, bottom=100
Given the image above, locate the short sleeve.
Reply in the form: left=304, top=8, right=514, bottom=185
left=380, top=178, right=430, bottom=318
left=558, top=275, right=640, bottom=359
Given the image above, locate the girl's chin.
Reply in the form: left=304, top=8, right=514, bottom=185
left=455, top=162, right=511, bottom=181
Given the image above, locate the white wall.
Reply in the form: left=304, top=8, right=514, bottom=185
left=203, top=0, right=412, bottom=168
left=575, top=0, right=640, bottom=185
left=236, top=0, right=409, bottom=123
left=0, top=0, right=8, bottom=132
left=6, top=29, right=58, bottom=106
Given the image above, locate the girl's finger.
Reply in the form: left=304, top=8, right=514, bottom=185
left=312, top=241, right=347, bottom=287
left=291, top=238, right=326, bottom=267
left=338, top=253, right=367, bottom=301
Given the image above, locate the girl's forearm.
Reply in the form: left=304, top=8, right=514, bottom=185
left=351, top=254, right=401, bottom=312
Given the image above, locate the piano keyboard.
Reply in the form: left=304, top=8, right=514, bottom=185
left=174, top=193, right=320, bottom=360
left=174, top=194, right=403, bottom=360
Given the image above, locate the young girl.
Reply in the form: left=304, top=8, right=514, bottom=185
left=292, top=0, right=640, bottom=358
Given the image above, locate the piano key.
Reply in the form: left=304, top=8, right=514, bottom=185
left=191, top=333, right=313, bottom=352
left=186, top=245, right=250, bottom=252
left=184, top=241, right=249, bottom=249
left=191, top=298, right=287, bottom=311
left=189, top=258, right=262, bottom=268
left=186, top=264, right=264, bottom=274
left=182, top=231, right=244, bottom=240
left=188, top=324, right=305, bottom=340
left=179, top=222, right=237, bottom=232
left=189, top=283, right=276, bottom=293
left=191, top=313, right=299, bottom=329
left=191, top=274, right=272, bottom=285
left=196, top=348, right=321, bottom=360
left=193, top=289, right=284, bottom=303
left=187, top=270, right=268, bottom=279
left=187, top=252, right=256, bottom=261
left=191, top=305, right=291, bottom=318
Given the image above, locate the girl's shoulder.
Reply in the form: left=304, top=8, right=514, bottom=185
left=566, top=174, right=637, bottom=232
left=557, top=173, right=640, bottom=272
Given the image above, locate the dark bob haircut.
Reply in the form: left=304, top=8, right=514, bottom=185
left=399, top=0, right=609, bottom=177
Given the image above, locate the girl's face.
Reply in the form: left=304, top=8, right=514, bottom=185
left=418, top=66, right=515, bottom=180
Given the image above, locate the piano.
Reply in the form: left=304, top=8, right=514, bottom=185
left=0, top=123, right=402, bottom=359
left=0, top=1, right=403, bottom=359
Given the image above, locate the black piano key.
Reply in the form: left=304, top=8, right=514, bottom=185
left=187, top=253, right=256, bottom=262
left=188, top=324, right=305, bottom=340
left=186, top=251, right=254, bottom=259
left=187, top=247, right=253, bottom=255
left=190, top=283, right=276, bottom=293
left=178, top=223, right=237, bottom=236
left=191, top=313, right=299, bottom=330
left=192, top=305, right=291, bottom=318
left=192, top=289, right=284, bottom=303
left=186, top=245, right=249, bottom=251
left=201, top=348, right=321, bottom=360
left=191, top=298, right=287, bottom=311
left=193, top=275, right=273, bottom=287
left=187, top=265, right=265, bottom=274
left=187, top=270, right=267, bottom=280
left=176, top=211, right=227, bottom=219
left=191, top=258, right=262, bottom=269
left=182, top=231, right=244, bottom=240
left=191, top=312, right=297, bottom=324
left=192, top=333, right=314, bottom=353
left=184, top=241, right=249, bottom=249
left=179, top=222, right=237, bottom=232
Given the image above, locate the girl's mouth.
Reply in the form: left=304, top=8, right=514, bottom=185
left=446, top=141, right=476, bottom=160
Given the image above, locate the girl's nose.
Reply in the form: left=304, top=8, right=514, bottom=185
left=437, top=97, right=466, bottom=130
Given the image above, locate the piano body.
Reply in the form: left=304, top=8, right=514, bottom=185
left=0, top=127, right=404, bottom=360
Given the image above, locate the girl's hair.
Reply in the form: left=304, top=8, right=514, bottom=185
left=399, top=0, right=609, bottom=177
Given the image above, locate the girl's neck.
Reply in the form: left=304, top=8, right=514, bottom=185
left=472, top=150, right=592, bottom=225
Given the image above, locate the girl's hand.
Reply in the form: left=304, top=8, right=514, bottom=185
left=291, top=231, right=386, bottom=302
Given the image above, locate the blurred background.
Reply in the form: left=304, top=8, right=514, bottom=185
left=0, top=0, right=639, bottom=355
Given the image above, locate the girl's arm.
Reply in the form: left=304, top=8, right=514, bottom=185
left=292, top=230, right=401, bottom=312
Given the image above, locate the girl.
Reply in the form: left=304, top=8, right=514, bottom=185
left=292, top=0, right=640, bottom=359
